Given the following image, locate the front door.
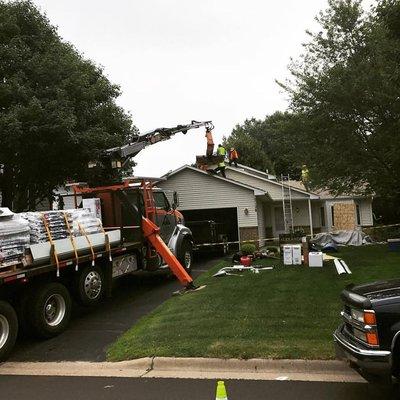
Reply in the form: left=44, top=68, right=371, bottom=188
left=274, top=206, right=285, bottom=235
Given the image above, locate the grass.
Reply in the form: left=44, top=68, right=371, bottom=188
left=107, top=244, right=400, bottom=361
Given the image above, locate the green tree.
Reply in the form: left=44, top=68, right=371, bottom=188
left=223, top=119, right=273, bottom=173
left=0, top=1, right=135, bottom=211
left=279, top=0, right=400, bottom=200
left=224, top=112, right=304, bottom=178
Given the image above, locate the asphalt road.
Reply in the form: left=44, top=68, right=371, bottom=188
left=9, top=256, right=218, bottom=362
left=0, top=376, right=397, bottom=400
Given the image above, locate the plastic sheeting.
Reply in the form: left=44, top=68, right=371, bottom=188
left=311, top=230, right=372, bottom=247
left=0, top=211, right=30, bottom=266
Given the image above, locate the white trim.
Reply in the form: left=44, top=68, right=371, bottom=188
left=161, top=165, right=267, bottom=196
left=308, top=198, right=314, bottom=237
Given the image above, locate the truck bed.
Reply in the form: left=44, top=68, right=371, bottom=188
left=0, top=241, right=142, bottom=286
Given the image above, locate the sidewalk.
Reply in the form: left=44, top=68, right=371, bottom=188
left=0, top=357, right=365, bottom=383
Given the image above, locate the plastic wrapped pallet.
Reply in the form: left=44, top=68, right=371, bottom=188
left=0, top=208, right=30, bottom=267
left=21, top=209, right=103, bottom=244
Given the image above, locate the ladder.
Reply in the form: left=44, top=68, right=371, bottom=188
left=281, top=174, right=294, bottom=234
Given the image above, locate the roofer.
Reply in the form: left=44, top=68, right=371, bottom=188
left=216, top=144, right=227, bottom=178
left=228, top=147, right=239, bottom=167
left=301, top=164, right=309, bottom=191
left=205, top=127, right=214, bottom=158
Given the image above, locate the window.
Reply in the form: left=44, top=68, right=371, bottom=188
left=153, top=192, right=170, bottom=210
left=331, top=206, right=335, bottom=226
left=356, top=204, right=361, bottom=225
left=320, top=207, right=325, bottom=227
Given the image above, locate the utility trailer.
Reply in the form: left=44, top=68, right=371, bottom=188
left=0, top=179, right=194, bottom=361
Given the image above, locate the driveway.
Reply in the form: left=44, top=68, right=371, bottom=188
left=9, top=256, right=218, bottom=362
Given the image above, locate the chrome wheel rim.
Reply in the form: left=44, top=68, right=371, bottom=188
left=44, top=294, right=66, bottom=327
left=0, top=315, right=9, bottom=349
left=84, top=271, right=102, bottom=300
left=184, top=251, right=192, bottom=269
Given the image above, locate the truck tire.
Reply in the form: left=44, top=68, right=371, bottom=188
left=0, top=301, right=18, bottom=362
left=28, top=282, right=71, bottom=339
left=74, top=265, right=104, bottom=306
left=178, top=238, right=193, bottom=273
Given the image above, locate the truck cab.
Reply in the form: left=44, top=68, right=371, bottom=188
left=79, top=184, right=193, bottom=272
left=334, top=279, right=400, bottom=382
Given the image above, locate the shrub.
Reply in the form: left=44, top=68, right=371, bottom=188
left=241, top=243, right=256, bottom=255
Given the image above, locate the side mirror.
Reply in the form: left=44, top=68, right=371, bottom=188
left=173, top=191, right=179, bottom=209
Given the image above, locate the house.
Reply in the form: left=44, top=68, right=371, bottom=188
left=157, top=163, right=374, bottom=244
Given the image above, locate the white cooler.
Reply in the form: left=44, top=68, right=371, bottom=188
left=309, top=251, right=323, bottom=267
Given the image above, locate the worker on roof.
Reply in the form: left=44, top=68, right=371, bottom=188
left=205, top=127, right=214, bottom=158
left=301, top=164, right=310, bottom=191
left=216, top=144, right=227, bottom=178
left=228, top=147, right=239, bottom=167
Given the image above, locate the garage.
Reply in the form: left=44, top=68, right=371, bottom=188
left=181, top=207, right=239, bottom=246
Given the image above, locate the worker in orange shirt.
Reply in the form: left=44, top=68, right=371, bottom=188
left=205, top=127, right=214, bottom=158
left=228, top=147, right=239, bottom=167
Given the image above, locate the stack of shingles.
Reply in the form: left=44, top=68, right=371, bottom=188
left=0, top=208, right=30, bottom=267
left=23, top=209, right=102, bottom=244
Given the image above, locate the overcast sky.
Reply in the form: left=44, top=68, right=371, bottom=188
left=32, top=0, right=330, bottom=177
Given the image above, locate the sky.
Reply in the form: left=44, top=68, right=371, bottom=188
left=32, top=0, right=330, bottom=177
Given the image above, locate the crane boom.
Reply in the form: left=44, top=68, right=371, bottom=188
left=104, top=120, right=213, bottom=162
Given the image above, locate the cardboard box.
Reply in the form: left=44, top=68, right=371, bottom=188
left=292, top=244, right=302, bottom=265
left=283, top=245, right=293, bottom=265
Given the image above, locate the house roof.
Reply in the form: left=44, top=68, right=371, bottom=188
left=226, top=166, right=320, bottom=199
left=161, top=165, right=270, bottom=198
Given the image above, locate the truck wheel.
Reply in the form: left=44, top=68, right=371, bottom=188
left=75, top=265, right=104, bottom=306
left=28, top=283, right=71, bottom=339
left=0, top=301, right=18, bottom=362
left=178, top=238, right=193, bottom=273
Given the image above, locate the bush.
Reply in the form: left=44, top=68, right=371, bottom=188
left=363, top=225, right=400, bottom=242
left=241, top=243, right=256, bottom=255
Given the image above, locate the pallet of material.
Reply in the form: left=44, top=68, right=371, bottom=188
left=196, top=155, right=224, bottom=170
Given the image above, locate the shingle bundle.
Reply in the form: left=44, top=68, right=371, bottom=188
left=23, top=209, right=103, bottom=244
left=0, top=209, right=30, bottom=267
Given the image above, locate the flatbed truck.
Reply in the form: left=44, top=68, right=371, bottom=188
left=0, top=120, right=213, bottom=361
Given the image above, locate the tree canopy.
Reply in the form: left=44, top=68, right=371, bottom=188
left=280, top=0, right=400, bottom=199
left=0, top=1, right=135, bottom=211
left=223, top=112, right=303, bottom=178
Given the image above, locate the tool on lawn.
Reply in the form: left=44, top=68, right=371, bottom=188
left=215, top=380, right=228, bottom=400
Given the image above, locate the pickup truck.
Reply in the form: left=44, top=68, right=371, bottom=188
left=334, top=279, right=400, bottom=382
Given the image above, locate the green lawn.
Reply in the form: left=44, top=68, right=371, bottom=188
left=107, top=245, right=400, bottom=361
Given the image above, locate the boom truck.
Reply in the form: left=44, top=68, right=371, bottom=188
left=0, top=120, right=213, bottom=361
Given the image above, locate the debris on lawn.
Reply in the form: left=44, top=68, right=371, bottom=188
left=333, top=259, right=352, bottom=275
left=213, top=265, right=274, bottom=277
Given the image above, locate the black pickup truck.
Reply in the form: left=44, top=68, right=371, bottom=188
left=334, top=279, right=400, bottom=382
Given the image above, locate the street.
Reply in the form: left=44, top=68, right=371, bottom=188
left=0, top=376, right=396, bottom=400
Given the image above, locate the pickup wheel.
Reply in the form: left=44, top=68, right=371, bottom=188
left=27, top=282, right=71, bottom=339
left=0, top=301, right=18, bottom=362
left=178, top=238, right=193, bottom=273
left=74, top=265, right=104, bottom=306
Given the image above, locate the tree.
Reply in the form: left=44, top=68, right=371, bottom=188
left=279, top=0, right=400, bottom=201
left=223, top=119, right=273, bottom=173
left=223, top=112, right=304, bottom=178
left=0, top=1, right=135, bottom=211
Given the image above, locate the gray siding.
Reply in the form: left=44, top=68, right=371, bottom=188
left=158, top=169, right=258, bottom=227
left=225, top=168, right=310, bottom=200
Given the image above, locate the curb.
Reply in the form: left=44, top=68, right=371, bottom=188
left=0, top=357, right=365, bottom=383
